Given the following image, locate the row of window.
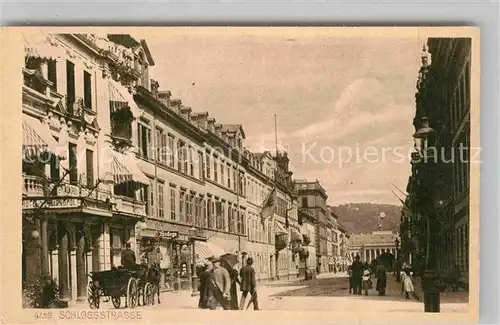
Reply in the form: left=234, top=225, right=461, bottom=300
left=137, top=122, right=247, bottom=196
left=453, top=127, right=470, bottom=198
left=438, top=224, right=469, bottom=273
left=148, top=181, right=246, bottom=235
left=450, top=58, right=471, bottom=133
left=247, top=214, right=275, bottom=244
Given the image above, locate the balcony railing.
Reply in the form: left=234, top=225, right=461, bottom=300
left=23, top=174, right=45, bottom=196
left=114, top=195, right=146, bottom=217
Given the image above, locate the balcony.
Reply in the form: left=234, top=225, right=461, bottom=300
left=23, top=174, right=45, bottom=196
left=114, top=195, right=146, bottom=217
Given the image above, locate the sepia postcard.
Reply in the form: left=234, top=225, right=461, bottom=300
left=0, top=26, right=479, bottom=324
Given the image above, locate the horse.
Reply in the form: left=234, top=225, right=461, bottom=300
left=146, top=263, right=162, bottom=305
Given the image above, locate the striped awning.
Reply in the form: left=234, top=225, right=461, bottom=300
left=194, top=241, right=226, bottom=262
left=22, top=115, right=66, bottom=159
left=274, top=221, right=287, bottom=235
left=100, top=147, right=149, bottom=185
left=108, top=80, right=141, bottom=118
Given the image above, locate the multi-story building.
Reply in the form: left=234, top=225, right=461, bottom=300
left=347, top=231, right=399, bottom=265
left=22, top=32, right=151, bottom=304
left=297, top=209, right=317, bottom=277
left=405, top=39, right=470, bottom=282
left=295, top=179, right=329, bottom=273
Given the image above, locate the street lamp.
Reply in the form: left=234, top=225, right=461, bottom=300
left=395, top=237, right=401, bottom=282
left=189, top=226, right=199, bottom=297
left=413, top=116, right=440, bottom=313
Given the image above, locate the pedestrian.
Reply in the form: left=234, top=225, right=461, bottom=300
left=121, top=243, right=136, bottom=269
left=362, top=269, right=372, bottom=296
left=348, top=266, right=354, bottom=294
left=376, top=264, right=388, bottom=296
left=198, top=261, right=213, bottom=309
left=208, top=258, right=231, bottom=310
left=402, top=268, right=419, bottom=300
left=229, top=266, right=240, bottom=310
left=239, top=257, right=259, bottom=310
left=351, top=255, right=364, bottom=295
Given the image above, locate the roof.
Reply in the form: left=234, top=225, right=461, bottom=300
left=221, top=124, right=246, bottom=139
left=347, top=231, right=398, bottom=247
left=106, top=35, right=155, bottom=66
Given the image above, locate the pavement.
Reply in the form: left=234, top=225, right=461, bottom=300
left=70, top=273, right=469, bottom=313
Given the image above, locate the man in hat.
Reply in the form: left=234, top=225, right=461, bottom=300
left=208, top=257, right=231, bottom=310
left=351, top=255, right=364, bottom=295
left=198, top=260, right=213, bottom=309
left=121, top=242, right=136, bottom=269
left=239, top=257, right=259, bottom=310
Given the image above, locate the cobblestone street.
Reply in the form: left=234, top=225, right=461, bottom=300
left=74, top=273, right=468, bottom=313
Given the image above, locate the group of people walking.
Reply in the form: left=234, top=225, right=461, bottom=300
left=347, top=255, right=419, bottom=300
left=198, top=257, right=260, bottom=311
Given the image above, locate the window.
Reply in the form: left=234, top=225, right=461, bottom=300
left=155, top=128, right=162, bottom=162
left=86, top=149, right=94, bottom=187
left=110, top=227, right=125, bottom=249
left=83, top=71, right=92, bottom=110
left=228, top=204, right=234, bottom=233
left=179, top=190, right=186, bottom=223
left=68, top=143, right=78, bottom=184
left=157, top=182, right=165, bottom=218
left=206, top=155, right=211, bottom=179
left=233, top=168, right=237, bottom=192
left=301, top=197, right=308, bottom=208
left=239, top=172, right=245, bottom=196
left=148, top=178, right=155, bottom=217
left=167, top=135, right=175, bottom=167
left=186, top=193, right=194, bottom=224
left=138, top=123, right=151, bottom=159
left=227, top=165, right=231, bottom=189
left=201, top=198, right=207, bottom=228
left=214, top=159, right=218, bottom=183
left=170, top=186, right=176, bottom=220
left=207, top=198, right=213, bottom=228
left=215, top=201, right=222, bottom=229
left=47, top=60, right=57, bottom=91
left=50, top=154, right=60, bottom=183
left=66, top=61, right=75, bottom=104
left=189, top=146, right=194, bottom=176
left=198, top=152, right=204, bottom=180
left=220, top=161, right=225, bottom=185
left=177, top=141, right=185, bottom=172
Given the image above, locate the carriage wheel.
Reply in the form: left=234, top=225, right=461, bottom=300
left=87, top=281, right=100, bottom=309
left=127, top=278, right=138, bottom=309
left=143, top=283, right=154, bottom=306
left=151, top=284, right=159, bottom=305
left=111, top=296, right=121, bottom=309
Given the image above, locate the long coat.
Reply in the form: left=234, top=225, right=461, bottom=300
left=198, top=269, right=212, bottom=309
left=240, top=265, right=256, bottom=293
left=229, top=268, right=240, bottom=310
left=376, top=266, right=388, bottom=291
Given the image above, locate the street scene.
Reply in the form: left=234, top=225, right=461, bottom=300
left=20, top=29, right=472, bottom=315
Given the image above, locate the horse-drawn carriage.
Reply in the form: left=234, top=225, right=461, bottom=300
left=87, top=264, right=160, bottom=309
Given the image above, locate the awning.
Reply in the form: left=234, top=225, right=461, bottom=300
left=23, top=32, right=65, bottom=61
left=290, top=228, right=303, bottom=242
left=99, top=147, right=149, bottom=185
left=108, top=80, right=141, bottom=119
left=274, top=221, right=287, bottom=235
left=194, top=241, right=226, bottom=262
left=22, top=115, right=66, bottom=159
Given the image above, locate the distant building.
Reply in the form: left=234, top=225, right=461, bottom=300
left=347, top=231, right=399, bottom=264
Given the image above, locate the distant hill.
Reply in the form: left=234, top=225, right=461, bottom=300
left=332, top=203, right=402, bottom=234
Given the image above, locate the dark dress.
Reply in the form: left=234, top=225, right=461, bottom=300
left=376, top=266, right=388, bottom=296
left=198, top=268, right=212, bottom=309
left=351, top=261, right=364, bottom=294
left=229, top=269, right=240, bottom=310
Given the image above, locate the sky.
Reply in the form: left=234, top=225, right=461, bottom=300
left=135, top=29, right=423, bottom=206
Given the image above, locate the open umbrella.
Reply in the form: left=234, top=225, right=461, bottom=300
left=219, top=253, right=239, bottom=270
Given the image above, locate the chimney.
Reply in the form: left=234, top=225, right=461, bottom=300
left=191, top=111, right=209, bottom=129
left=150, top=79, right=160, bottom=98
left=158, top=90, right=172, bottom=106
left=214, top=123, right=223, bottom=137
left=207, top=118, right=216, bottom=132
left=180, top=106, right=192, bottom=121
left=170, top=99, right=182, bottom=114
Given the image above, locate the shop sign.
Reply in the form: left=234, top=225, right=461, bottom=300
left=23, top=198, right=81, bottom=210
left=157, top=230, right=178, bottom=239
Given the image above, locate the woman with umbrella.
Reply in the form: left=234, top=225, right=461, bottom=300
left=219, top=253, right=240, bottom=310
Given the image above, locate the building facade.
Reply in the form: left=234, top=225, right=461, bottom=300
left=22, top=32, right=151, bottom=304
left=404, top=39, right=470, bottom=282
left=295, top=180, right=329, bottom=274
left=347, top=231, right=399, bottom=265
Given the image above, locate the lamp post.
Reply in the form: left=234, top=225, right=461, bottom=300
left=189, top=226, right=199, bottom=297
left=395, top=237, right=401, bottom=282
left=413, top=116, right=440, bottom=313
